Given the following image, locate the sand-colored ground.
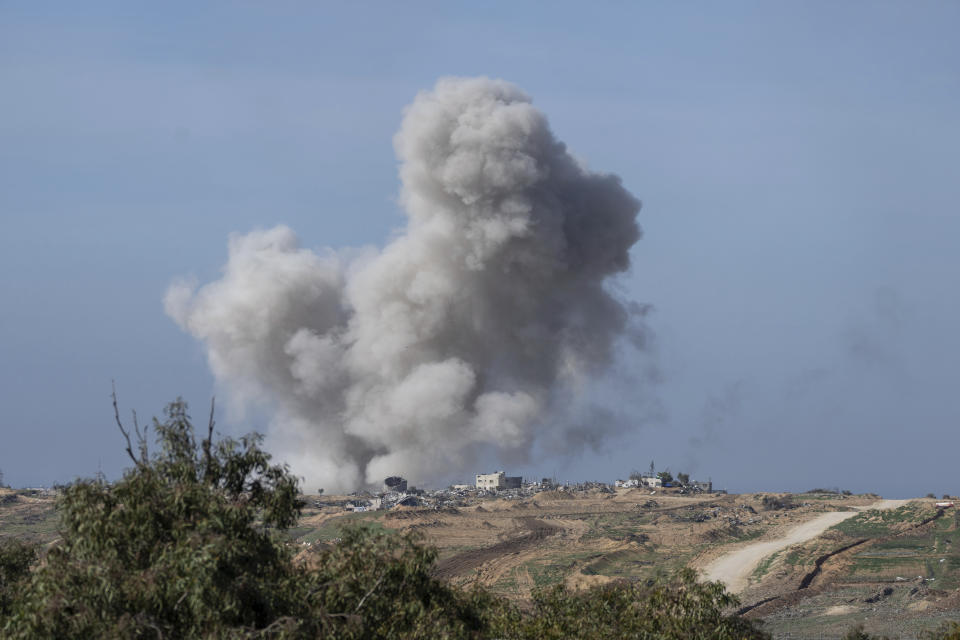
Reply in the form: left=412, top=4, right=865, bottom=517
left=5, top=487, right=956, bottom=635
left=303, top=489, right=880, bottom=601
left=701, top=499, right=909, bottom=593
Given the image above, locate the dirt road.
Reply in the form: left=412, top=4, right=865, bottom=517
left=701, top=499, right=909, bottom=593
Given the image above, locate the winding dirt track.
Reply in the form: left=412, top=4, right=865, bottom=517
left=701, top=499, right=909, bottom=593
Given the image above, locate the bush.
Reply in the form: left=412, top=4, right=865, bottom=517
left=308, top=526, right=509, bottom=639
left=0, top=396, right=772, bottom=639
left=2, top=399, right=312, bottom=638
left=509, top=568, right=768, bottom=640
left=761, top=495, right=797, bottom=511
left=0, top=539, right=36, bottom=619
left=0, top=399, right=503, bottom=639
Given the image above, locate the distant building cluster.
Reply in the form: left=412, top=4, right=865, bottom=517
left=614, top=475, right=713, bottom=493
left=616, top=476, right=662, bottom=489
left=314, top=465, right=720, bottom=515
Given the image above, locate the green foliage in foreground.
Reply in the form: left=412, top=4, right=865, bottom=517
left=0, top=540, right=35, bottom=620
left=513, top=568, right=766, bottom=640
left=0, top=398, right=777, bottom=639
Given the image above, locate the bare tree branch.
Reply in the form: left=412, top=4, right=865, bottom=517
left=112, top=381, right=140, bottom=467
left=203, top=397, right=216, bottom=482
left=131, top=409, right=149, bottom=464
left=142, top=419, right=150, bottom=465
left=131, top=409, right=144, bottom=444
left=354, top=574, right=385, bottom=613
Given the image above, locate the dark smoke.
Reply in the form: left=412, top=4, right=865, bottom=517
left=166, top=77, right=645, bottom=491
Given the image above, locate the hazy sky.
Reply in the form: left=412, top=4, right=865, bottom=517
left=2, top=2, right=958, bottom=497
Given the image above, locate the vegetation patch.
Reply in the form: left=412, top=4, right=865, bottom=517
left=761, top=495, right=798, bottom=511
left=840, top=510, right=960, bottom=589
left=0, top=503, right=60, bottom=543
left=295, top=512, right=386, bottom=543
left=752, top=549, right=783, bottom=581
left=829, top=503, right=929, bottom=538
left=577, top=511, right=654, bottom=542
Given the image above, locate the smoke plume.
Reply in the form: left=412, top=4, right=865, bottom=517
left=166, top=77, right=644, bottom=491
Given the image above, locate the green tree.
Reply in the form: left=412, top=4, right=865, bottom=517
left=309, top=525, right=511, bottom=639
left=3, top=398, right=312, bottom=638
left=657, top=470, right=674, bottom=484
left=0, top=539, right=36, bottom=620
left=0, top=398, right=502, bottom=639
left=504, top=568, right=768, bottom=640
left=0, top=395, right=773, bottom=639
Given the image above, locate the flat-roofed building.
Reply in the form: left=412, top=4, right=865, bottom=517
left=476, top=471, right=505, bottom=490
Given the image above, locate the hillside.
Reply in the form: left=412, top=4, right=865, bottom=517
left=3, top=485, right=959, bottom=636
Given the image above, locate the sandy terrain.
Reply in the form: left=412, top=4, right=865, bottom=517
left=702, top=499, right=909, bottom=593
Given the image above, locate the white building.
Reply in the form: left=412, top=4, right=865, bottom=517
left=476, top=471, right=522, bottom=491
left=476, top=471, right=506, bottom=490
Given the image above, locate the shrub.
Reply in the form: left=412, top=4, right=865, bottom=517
left=2, top=399, right=312, bottom=638
left=0, top=539, right=36, bottom=619
left=0, top=399, right=503, bottom=639
left=308, top=526, right=510, bottom=639
left=761, top=495, right=796, bottom=511
left=508, top=568, right=768, bottom=639
left=0, top=396, right=772, bottom=639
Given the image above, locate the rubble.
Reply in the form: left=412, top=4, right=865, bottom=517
left=309, top=466, right=720, bottom=515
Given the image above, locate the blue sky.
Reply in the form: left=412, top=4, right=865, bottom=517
left=2, top=2, right=958, bottom=496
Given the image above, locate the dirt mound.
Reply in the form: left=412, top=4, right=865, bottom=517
left=761, top=495, right=797, bottom=511
left=537, top=490, right=575, bottom=501
left=701, top=524, right=744, bottom=542
left=408, top=520, right=451, bottom=530
left=0, top=493, right=19, bottom=506
left=385, top=509, right=435, bottom=520
left=432, top=517, right=561, bottom=579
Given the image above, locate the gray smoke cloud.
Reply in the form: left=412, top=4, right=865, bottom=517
left=165, top=77, right=644, bottom=492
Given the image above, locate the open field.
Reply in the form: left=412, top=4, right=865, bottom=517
left=0, top=488, right=60, bottom=546
left=702, top=499, right=909, bottom=593
left=734, top=500, right=960, bottom=637
left=4, top=485, right=959, bottom=636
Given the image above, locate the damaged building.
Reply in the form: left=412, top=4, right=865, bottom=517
left=475, top=471, right=522, bottom=491
left=384, top=476, right=408, bottom=493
